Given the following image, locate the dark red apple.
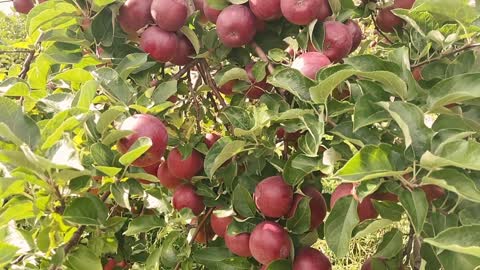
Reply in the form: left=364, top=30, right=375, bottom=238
left=287, top=186, right=327, bottom=229
left=103, top=258, right=116, bottom=270
left=330, top=183, right=378, bottom=221
left=117, top=0, right=153, bottom=34
left=13, top=0, right=34, bottom=14
left=376, top=7, right=404, bottom=33
left=225, top=232, right=252, bottom=257
left=293, top=247, right=332, bottom=270
left=216, top=5, right=257, bottom=48
left=157, top=162, right=183, bottom=189
left=249, top=0, right=282, bottom=21
left=280, top=0, right=322, bottom=25
left=245, top=63, right=272, bottom=99
left=371, top=191, right=399, bottom=202
left=140, top=26, right=178, bottom=63
left=117, top=114, right=168, bottom=167
left=254, top=176, right=293, bottom=218
left=317, top=0, right=332, bottom=21
left=204, top=133, right=221, bottom=149
left=172, top=184, right=205, bottom=215
left=394, top=0, right=415, bottom=9
left=171, top=34, right=194, bottom=65
left=291, top=52, right=331, bottom=80
left=421, top=185, right=445, bottom=202
left=345, top=20, right=362, bottom=52
left=219, top=80, right=235, bottom=95
left=249, top=221, right=292, bottom=265
left=317, top=21, right=353, bottom=62
left=210, top=209, right=233, bottom=237
left=167, top=148, right=204, bottom=180
left=151, top=0, right=188, bottom=32
left=203, top=1, right=222, bottom=23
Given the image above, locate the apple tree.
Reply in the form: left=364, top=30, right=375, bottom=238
left=0, top=0, right=480, bottom=269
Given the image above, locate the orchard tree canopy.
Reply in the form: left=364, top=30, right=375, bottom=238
left=0, top=0, right=480, bottom=269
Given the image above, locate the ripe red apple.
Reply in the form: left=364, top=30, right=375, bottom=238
left=293, top=247, right=332, bottom=270
left=140, top=26, right=178, bottom=63
left=371, top=191, right=399, bottom=202
left=13, top=0, right=34, bottom=14
left=103, top=258, right=116, bottom=270
left=167, top=148, right=204, bottom=179
left=291, top=52, right=331, bottom=80
left=330, top=183, right=378, bottom=221
left=395, top=0, right=415, bottom=9
left=412, top=67, right=423, bottom=81
left=421, top=185, right=445, bottom=202
left=210, top=209, right=233, bottom=237
left=287, top=186, right=327, bottom=229
left=117, top=114, right=168, bottom=167
left=117, top=0, right=153, bottom=34
left=376, top=7, right=404, bottom=33
left=172, top=184, right=205, bottom=215
left=203, top=1, right=222, bottom=23
left=225, top=232, right=252, bottom=257
left=249, top=0, right=282, bottom=21
left=204, top=133, right=221, bottom=149
left=216, top=5, right=257, bottom=48
left=219, top=80, right=235, bottom=95
left=314, top=21, right=353, bottom=62
left=281, top=0, right=322, bottom=25
left=171, top=34, right=194, bottom=66
left=245, top=63, right=272, bottom=99
left=151, top=0, right=188, bottom=32
left=345, top=20, right=362, bottom=52
left=157, top=162, right=183, bottom=189
left=254, top=176, right=293, bottom=218
left=317, top=0, right=332, bottom=21
left=249, top=221, right=292, bottom=265
left=255, top=17, right=267, bottom=32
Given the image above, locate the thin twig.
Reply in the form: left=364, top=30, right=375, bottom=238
left=325, top=116, right=337, bottom=128
left=0, top=50, right=34, bottom=54
left=19, top=33, right=45, bottom=80
left=172, top=59, right=201, bottom=80
left=197, top=60, right=228, bottom=108
left=173, top=208, right=214, bottom=270
left=370, top=13, right=393, bottom=45
left=403, top=224, right=414, bottom=265
left=188, top=71, right=202, bottom=134
left=250, top=41, right=275, bottom=74
left=411, top=43, right=480, bottom=68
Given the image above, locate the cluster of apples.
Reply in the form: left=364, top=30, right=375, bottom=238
left=12, top=0, right=46, bottom=14
left=117, top=0, right=195, bottom=65
left=374, top=0, right=416, bottom=33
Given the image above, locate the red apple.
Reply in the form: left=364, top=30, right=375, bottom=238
left=293, top=247, right=332, bottom=270
left=345, top=20, right=362, bottom=52
left=203, top=1, right=222, bottom=23
left=172, top=184, right=205, bottom=215
left=330, top=183, right=378, bottom=221
left=249, top=221, right=292, bottom=265
left=291, top=52, right=331, bottom=80
left=280, top=0, right=322, bottom=25
left=151, top=0, right=188, bottom=32
left=245, top=63, right=272, bottom=99
left=421, top=185, right=445, bottom=202
left=412, top=67, right=423, bottom=81
left=287, top=186, right=327, bottom=229
left=103, top=258, right=116, bottom=270
left=376, top=7, right=404, bottom=33
left=167, top=148, right=204, bottom=179
left=13, top=0, right=34, bottom=14
left=140, top=26, right=178, bottom=63
left=225, top=232, right=252, bottom=257
left=157, top=162, right=183, bottom=189
left=249, top=0, right=282, bottom=21
left=371, top=191, right=399, bottom=202
left=219, top=80, right=235, bottom=95
left=117, top=0, right=153, bottom=34
left=317, top=0, right=332, bottom=21
left=395, top=0, right=415, bottom=9
left=171, top=34, right=194, bottom=66
left=210, top=209, right=233, bottom=237
left=216, top=5, right=257, bottom=48
left=117, top=114, right=168, bottom=167
left=316, top=21, right=352, bottom=62
left=254, top=176, right=293, bottom=218
left=204, top=133, right=221, bottom=149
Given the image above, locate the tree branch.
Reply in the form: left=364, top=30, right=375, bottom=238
left=370, top=13, right=393, bottom=45
left=412, top=235, right=422, bottom=270
left=188, top=71, right=202, bottom=134
left=19, top=33, right=45, bottom=80
left=411, top=43, right=480, bottom=68
left=403, top=224, right=415, bottom=265
left=197, top=60, right=228, bottom=108
left=172, top=59, right=201, bottom=80
left=250, top=41, right=275, bottom=74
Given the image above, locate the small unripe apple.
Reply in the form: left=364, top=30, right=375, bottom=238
left=293, top=247, right=332, bottom=270
left=345, top=20, right=362, bottom=52
left=151, top=0, right=188, bottom=32
left=157, top=162, right=183, bottom=189
left=117, top=114, right=168, bottom=167
left=140, top=26, right=178, bottom=63
left=281, top=0, right=323, bottom=25
left=13, top=0, right=34, bottom=14
left=225, top=232, right=252, bottom=257
left=216, top=5, right=257, bottom=48
left=204, top=133, right=221, bottom=149
left=249, top=0, right=282, bottom=21
left=254, top=176, right=293, bottom=218
left=167, top=148, right=204, bottom=180
left=171, top=34, right=195, bottom=66
left=210, top=209, right=232, bottom=237
left=330, top=183, right=378, bottom=221
left=172, top=184, right=205, bottom=215
left=249, top=221, right=292, bottom=265
left=291, top=52, right=331, bottom=80
left=203, top=1, right=222, bottom=23
left=117, top=0, right=153, bottom=34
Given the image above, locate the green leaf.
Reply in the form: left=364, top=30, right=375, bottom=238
left=422, top=169, right=480, bottom=203
left=232, top=185, right=256, bottom=218
left=91, top=7, right=114, bottom=46
left=424, top=225, right=480, bottom=258
left=115, top=53, right=149, bottom=80
left=180, top=26, right=200, bottom=54
left=283, top=154, right=326, bottom=186
left=218, top=68, right=249, bottom=86
left=53, top=68, right=93, bottom=83
left=43, top=42, right=83, bottom=64
left=427, top=73, right=480, bottom=111
left=335, top=144, right=405, bottom=182
left=66, top=246, right=102, bottom=270
left=76, top=80, right=98, bottom=109
left=353, top=219, right=394, bottom=239
left=0, top=243, right=19, bottom=267
left=0, top=77, right=30, bottom=97
left=325, top=196, right=359, bottom=257
left=298, top=114, right=324, bottom=157
left=90, top=143, right=115, bottom=166
left=420, top=140, right=480, bottom=171
left=92, top=68, right=134, bottom=104
left=437, top=250, right=480, bottom=270
left=0, top=97, right=41, bottom=149
left=286, top=197, right=311, bottom=234
left=0, top=198, right=34, bottom=227
left=152, top=80, right=178, bottom=103
left=399, top=189, right=428, bottom=235
left=373, top=201, right=404, bottom=222
left=63, top=196, right=108, bottom=226
left=204, top=137, right=246, bottom=178
left=265, top=260, right=292, bottom=270
left=375, top=229, right=403, bottom=258
left=353, top=95, right=390, bottom=131
left=222, top=107, right=254, bottom=130
left=411, top=0, right=477, bottom=24
left=268, top=67, right=316, bottom=101
left=118, top=137, right=152, bottom=166
left=111, top=182, right=131, bottom=209
left=124, top=215, right=165, bottom=236
left=193, top=247, right=251, bottom=270
left=459, top=206, right=480, bottom=225
left=96, top=106, right=128, bottom=135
